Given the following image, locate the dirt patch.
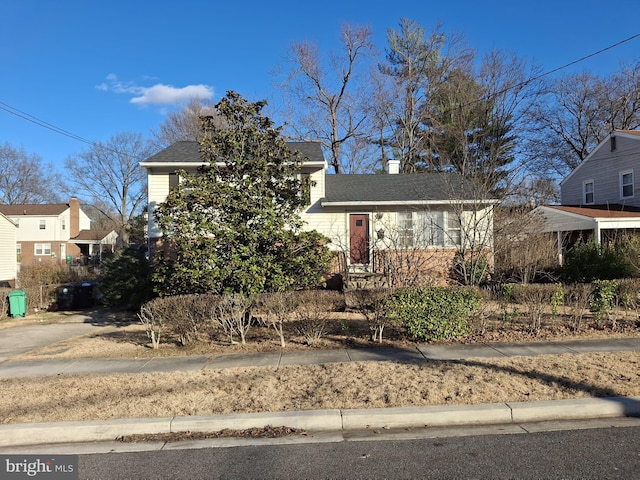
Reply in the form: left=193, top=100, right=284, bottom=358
left=117, top=425, right=300, bottom=443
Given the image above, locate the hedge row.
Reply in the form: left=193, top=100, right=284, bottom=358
left=139, top=287, right=484, bottom=348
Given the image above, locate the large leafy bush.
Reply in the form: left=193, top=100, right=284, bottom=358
left=387, top=287, right=481, bottom=341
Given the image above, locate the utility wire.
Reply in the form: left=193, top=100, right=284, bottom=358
left=0, top=101, right=95, bottom=146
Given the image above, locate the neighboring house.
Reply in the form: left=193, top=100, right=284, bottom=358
left=0, top=212, right=17, bottom=286
left=0, top=198, right=117, bottom=268
left=141, top=141, right=499, bottom=286
left=536, top=130, right=640, bottom=260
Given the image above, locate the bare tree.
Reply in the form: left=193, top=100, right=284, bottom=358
left=493, top=206, right=560, bottom=283
left=275, top=24, right=375, bottom=173
left=149, top=98, right=224, bottom=151
left=527, top=64, right=640, bottom=178
left=0, top=142, right=62, bottom=204
left=64, top=132, right=152, bottom=245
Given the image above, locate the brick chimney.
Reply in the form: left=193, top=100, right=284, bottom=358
left=69, top=197, right=80, bottom=238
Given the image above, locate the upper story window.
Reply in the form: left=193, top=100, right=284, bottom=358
left=62, top=219, right=66, bottom=230
left=583, top=180, right=594, bottom=205
left=169, top=173, right=179, bottom=190
left=39, top=219, right=46, bottom=230
left=621, top=170, right=634, bottom=199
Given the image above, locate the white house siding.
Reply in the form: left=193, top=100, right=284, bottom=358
left=11, top=215, right=66, bottom=243
left=461, top=206, right=494, bottom=250
left=561, top=134, right=640, bottom=206
left=146, top=171, right=172, bottom=239
left=0, top=214, right=17, bottom=283
left=301, top=205, right=346, bottom=250
left=301, top=204, right=494, bottom=255
left=78, top=210, right=91, bottom=231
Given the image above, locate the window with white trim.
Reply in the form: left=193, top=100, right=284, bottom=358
left=397, top=211, right=414, bottom=248
left=583, top=180, right=594, bottom=204
left=420, top=211, right=444, bottom=246
left=34, top=243, right=51, bottom=255
left=395, top=211, right=460, bottom=248
left=445, top=213, right=461, bottom=247
left=16, top=244, right=21, bottom=255
left=62, top=218, right=66, bottom=230
left=621, top=171, right=634, bottom=199
left=39, top=219, right=46, bottom=230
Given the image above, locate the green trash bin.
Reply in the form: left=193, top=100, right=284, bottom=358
left=8, top=290, right=27, bottom=318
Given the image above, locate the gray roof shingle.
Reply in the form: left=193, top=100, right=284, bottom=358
left=324, top=173, right=487, bottom=203
left=142, top=141, right=325, bottom=164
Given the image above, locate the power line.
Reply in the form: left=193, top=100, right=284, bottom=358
left=0, top=101, right=147, bottom=162
left=0, top=101, right=96, bottom=146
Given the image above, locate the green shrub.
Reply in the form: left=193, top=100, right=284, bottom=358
left=387, top=287, right=481, bottom=341
left=562, top=241, right=633, bottom=282
left=550, top=283, right=565, bottom=316
left=100, top=246, right=154, bottom=309
left=589, top=279, right=618, bottom=327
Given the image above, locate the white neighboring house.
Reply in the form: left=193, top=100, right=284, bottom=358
left=141, top=141, right=498, bottom=286
left=535, top=130, right=640, bottom=260
left=0, top=198, right=117, bottom=268
left=0, top=212, right=17, bottom=286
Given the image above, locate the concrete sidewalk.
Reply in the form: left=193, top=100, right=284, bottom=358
left=1, top=329, right=639, bottom=449
left=1, top=336, right=639, bottom=378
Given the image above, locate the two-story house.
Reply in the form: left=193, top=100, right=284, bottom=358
left=0, top=198, right=118, bottom=268
left=141, top=141, right=498, bottom=286
left=536, top=130, right=640, bottom=258
left=0, top=212, right=17, bottom=286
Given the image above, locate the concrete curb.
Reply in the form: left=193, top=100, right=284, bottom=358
left=1, top=396, right=639, bottom=448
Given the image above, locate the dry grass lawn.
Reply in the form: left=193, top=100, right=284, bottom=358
left=0, top=307, right=639, bottom=425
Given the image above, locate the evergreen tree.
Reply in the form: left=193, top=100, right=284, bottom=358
left=152, top=91, right=333, bottom=295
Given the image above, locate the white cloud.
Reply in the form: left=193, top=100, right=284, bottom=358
left=130, top=84, right=213, bottom=105
left=97, top=74, right=214, bottom=106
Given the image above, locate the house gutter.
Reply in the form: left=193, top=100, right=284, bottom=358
left=320, top=199, right=501, bottom=207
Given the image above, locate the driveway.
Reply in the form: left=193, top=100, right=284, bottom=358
left=0, top=321, right=101, bottom=361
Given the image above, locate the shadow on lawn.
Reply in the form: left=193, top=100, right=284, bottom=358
left=447, top=357, right=640, bottom=417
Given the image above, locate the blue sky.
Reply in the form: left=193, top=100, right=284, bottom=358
left=2, top=0, right=639, bottom=169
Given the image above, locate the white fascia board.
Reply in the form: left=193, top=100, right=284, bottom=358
left=596, top=217, right=640, bottom=229
left=320, top=199, right=500, bottom=207
left=139, top=162, right=214, bottom=169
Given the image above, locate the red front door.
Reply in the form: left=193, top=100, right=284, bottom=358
left=349, top=214, right=370, bottom=264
